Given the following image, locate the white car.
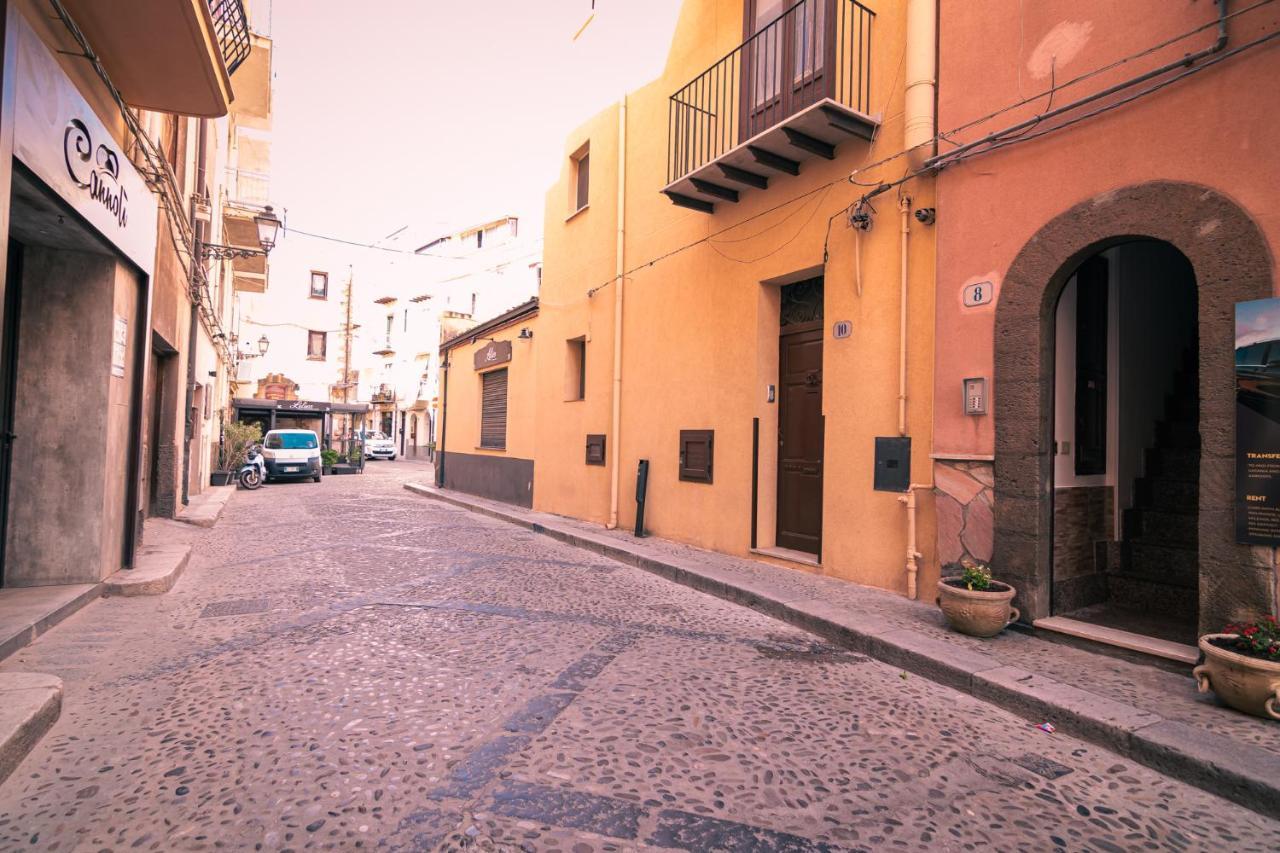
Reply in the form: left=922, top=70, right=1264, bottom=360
left=364, top=431, right=396, bottom=460
left=261, top=429, right=322, bottom=482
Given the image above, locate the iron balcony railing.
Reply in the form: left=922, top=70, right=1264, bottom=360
left=208, top=0, right=252, bottom=76
left=667, top=0, right=874, bottom=185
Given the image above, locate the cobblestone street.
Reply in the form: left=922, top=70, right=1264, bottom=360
left=0, top=463, right=1276, bottom=852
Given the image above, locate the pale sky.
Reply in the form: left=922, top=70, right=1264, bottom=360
left=267, top=0, right=684, bottom=246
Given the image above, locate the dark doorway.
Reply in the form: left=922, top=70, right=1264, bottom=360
left=776, top=277, right=824, bottom=555
left=1050, top=240, right=1199, bottom=645
left=0, top=242, right=24, bottom=587
left=147, top=347, right=175, bottom=517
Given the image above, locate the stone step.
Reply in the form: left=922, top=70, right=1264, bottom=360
left=1123, top=541, right=1199, bottom=587
left=1123, top=508, right=1197, bottom=548
left=1106, top=574, right=1198, bottom=622
left=1133, top=477, right=1197, bottom=512
left=1144, top=447, right=1199, bottom=483
left=1154, top=419, right=1200, bottom=450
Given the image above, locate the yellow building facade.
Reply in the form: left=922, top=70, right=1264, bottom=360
left=441, top=0, right=941, bottom=599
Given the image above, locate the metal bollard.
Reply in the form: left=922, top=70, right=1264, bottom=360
left=634, top=459, right=649, bottom=538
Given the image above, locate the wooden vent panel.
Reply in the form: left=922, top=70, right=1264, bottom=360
left=585, top=434, right=606, bottom=466
left=679, top=429, right=714, bottom=483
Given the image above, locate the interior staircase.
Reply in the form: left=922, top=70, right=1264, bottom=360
left=1108, top=351, right=1200, bottom=639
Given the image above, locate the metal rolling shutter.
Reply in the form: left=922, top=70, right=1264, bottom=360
left=480, top=368, right=508, bottom=449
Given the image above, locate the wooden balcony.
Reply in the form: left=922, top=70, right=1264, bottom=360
left=664, top=0, right=877, bottom=214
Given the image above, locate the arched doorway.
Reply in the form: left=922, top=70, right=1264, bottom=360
left=1050, top=240, right=1198, bottom=643
left=993, top=181, right=1274, bottom=638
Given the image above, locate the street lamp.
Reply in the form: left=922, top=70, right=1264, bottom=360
left=201, top=206, right=282, bottom=260
left=236, top=333, right=270, bottom=361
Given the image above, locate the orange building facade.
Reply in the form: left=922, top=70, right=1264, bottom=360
left=931, top=0, right=1280, bottom=650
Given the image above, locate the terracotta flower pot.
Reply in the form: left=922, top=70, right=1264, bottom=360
left=1194, top=634, right=1280, bottom=720
left=937, top=579, right=1019, bottom=638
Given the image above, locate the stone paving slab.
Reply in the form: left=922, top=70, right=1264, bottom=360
left=0, top=583, right=101, bottom=664
left=0, top=673, right=61, bottom=786
left=175, top=485, right=235, bottom=528
left=406, top=482, right=1280, bottom=820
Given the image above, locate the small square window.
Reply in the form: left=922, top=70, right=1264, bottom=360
left=307, top=330, right=327, bottom=360
left=310, top=271, right=328, bottom=299
left=678, top=430, right=714, bottom=483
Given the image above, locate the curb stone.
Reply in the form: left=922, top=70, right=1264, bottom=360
left=0, top=673, right=62, bottom=786
left=405, top=481, right=1280, bottom=821
left=176, top=485, right=234, bottom=528
left=103, top=544, right=191, bottom=597
left=0, top=584, right=102, bottom=664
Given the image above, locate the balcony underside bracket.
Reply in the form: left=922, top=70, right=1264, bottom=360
left=747, top=146, right=801, bottom=176
left=664, top=192, right=715, bottom=214
left=689, top=178, right=739, bottom=203
left=717, top=163, right=768, bottom=190
left=782, top=128, right=835, bottom=160
left=821, top=105, right=877, bottom=140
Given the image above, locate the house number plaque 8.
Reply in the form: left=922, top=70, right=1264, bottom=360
left=963, top=281, right=994, bottom=307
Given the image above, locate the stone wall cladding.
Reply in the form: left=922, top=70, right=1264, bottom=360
left=934, top=460, right=994, bottom=574
left=993, top=181, right=1276, bottom=630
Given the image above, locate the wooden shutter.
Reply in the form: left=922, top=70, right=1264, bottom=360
left=480, top=368, right=508, bottom=449
left=679, top=430, right=714, bottom=483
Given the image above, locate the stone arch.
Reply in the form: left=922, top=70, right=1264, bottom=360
left=993, top=181, right=1274, bottom=631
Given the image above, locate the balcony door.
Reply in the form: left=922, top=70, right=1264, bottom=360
left=742, top=0, right=835, bottom=139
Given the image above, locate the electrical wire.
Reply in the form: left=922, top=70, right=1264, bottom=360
left=585, top=175, right=851, bottom=297
left=849, top=0, right=1274, bottom=188
left=707, top=184, right=833, bottom=264
left=284, top=226, right=475, bottom=260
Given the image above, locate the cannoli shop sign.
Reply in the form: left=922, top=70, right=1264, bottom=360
left=474, top=340, right=513, bottom=370
left=11, top=15, right=157, bottom=273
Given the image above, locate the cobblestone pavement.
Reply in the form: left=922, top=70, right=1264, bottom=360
left=1, top=462, right=1277, bottom=852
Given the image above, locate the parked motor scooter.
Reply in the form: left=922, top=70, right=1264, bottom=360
left=239, top=443, right=266, bottom=490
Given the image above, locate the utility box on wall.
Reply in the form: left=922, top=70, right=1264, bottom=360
left=874, top=437, right=911, bottom=492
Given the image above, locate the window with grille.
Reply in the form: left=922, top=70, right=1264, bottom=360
left=480, top=368, right=508, bottom=450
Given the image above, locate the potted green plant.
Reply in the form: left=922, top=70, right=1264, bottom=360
left=321, top=448, right=339, bottom=474
left=213, top=421, right=263, bottom=486
left=1194, top=615, right=1280, bottom=720
left=936, top=560, right=1019, bottom=638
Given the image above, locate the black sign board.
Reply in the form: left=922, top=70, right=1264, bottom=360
left=1235, top=298, right=1280, bottom=544
left=474, top=340, right=513, bottom=370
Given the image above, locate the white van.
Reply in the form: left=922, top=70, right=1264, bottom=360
left=261, top=429, right=322, bottom=483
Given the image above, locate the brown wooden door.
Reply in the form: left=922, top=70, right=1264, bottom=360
left=777, top=321, right=824, bottom=554
left=742, top=0, right=836, bottom=139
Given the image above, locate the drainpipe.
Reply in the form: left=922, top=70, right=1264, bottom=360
left=435, top=356, right=449, bottom=488
left=182, top=118, right=210, bottom=508
left=607, top=95, right=627, bottom=529
left=896, top=0, right=937, bottom=597
left=904, top=0, right=938, bottom=169
left=897, top=482, right=933, bottom=600
left=898, top=195, right=911, bottom=436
